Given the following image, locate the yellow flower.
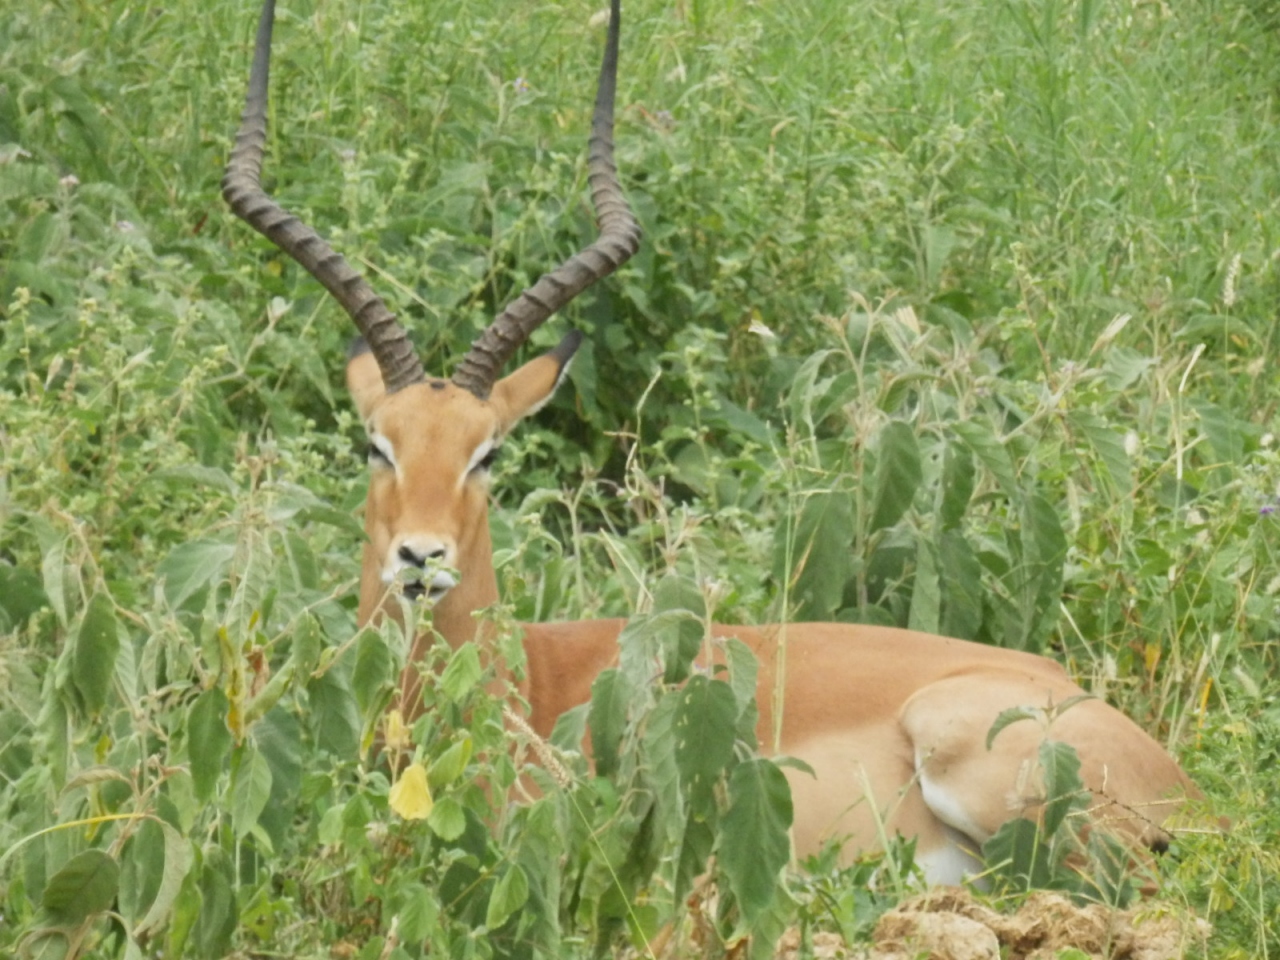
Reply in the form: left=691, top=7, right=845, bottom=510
left=383, top=708, right=412, bottom=752
left=389, top=762, right=433, bottom=820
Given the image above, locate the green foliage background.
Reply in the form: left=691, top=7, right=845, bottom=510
left=2, top=0, right=1280, bottom=955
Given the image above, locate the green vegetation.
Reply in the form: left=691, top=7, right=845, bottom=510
left=2, top=0, right=1278, bottom=955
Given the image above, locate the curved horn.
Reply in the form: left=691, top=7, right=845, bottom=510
left=222, top=0, right=424, bottom=394
left=451, top=0, right=642, bottom=400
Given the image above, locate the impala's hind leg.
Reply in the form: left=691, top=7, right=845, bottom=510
left=899, top=671, right=1194, bottom=855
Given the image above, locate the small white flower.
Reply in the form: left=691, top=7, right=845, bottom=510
left=59, top=174, right=80, bottom=188
left=512, top=76, right=530, bottom=95
left=1123, top=430, right=1140, bottom=457
left=115, top=220, right=135, bottom=232
left=748, top=318, right=777, bottom=341
left=588, top=7, right=611, bottom=28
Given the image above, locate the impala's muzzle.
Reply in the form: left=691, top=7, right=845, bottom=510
left=384, top=537, right=458, bottom=603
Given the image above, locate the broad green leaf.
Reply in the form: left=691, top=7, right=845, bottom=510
left=722, top=636, right=759, bottom=723
left=588, top=669, right=629, bottom=777
left=151, top=464, right=238, bottom=495
left=187, top=688, right=232, bottom=801
left=158, top=540, right=236, bottom=610
left=485, top=864, right=530, bottom=930
left=72, top=592, right=119, bottom=716
left=938, top=531, right=983, bottom=640
left=40, top=537, right=69, bottom=627
left=907, top=539, right=940, bottom=634
left=427, top=795, right=466, bottom=841
left=1018, top=494, right=1067, bottom=650
left=1068, top=410, right=1133, bottom=495
left=194, top=852, right=237, bottom=959
left=985, top=705, right=1041, bottom=750
left=351, top=629, right=392, bottom=715
left=427, top=736, right=473, bottom=790
left=440, top=643, right=482, bottom=702
left=394, top=882, right=440, bottom=942
left=869, top=420, right=922, bottom=533
left=982, top=817, right=1056, bottom=892
left=134, top=822, right=195, bottom=937
left=774, top=491, right=855, bottom=621
left=42, top=849, right=119, bottom=924
left=254, top=707, right=303, bottom=848
left=719, top=759, right=793, bottom=922
left=673, top=676, right=737, bottom=787
left=290, top=612, right=323, bottom=684
left=652, top=574, right=706, bottom=683
left=308, top=661, right=361, bottom=756
left=938, top=441, right=975, bottom=530
left=119, top=819, right=164, bottom=925
left=952, top=420, right=1019, bottom=498
left=230, top=744, right=273, bottom=840
left=1038, top=739, right=1089, bottom=838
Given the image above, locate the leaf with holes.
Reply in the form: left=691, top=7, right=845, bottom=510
left=673, top=675, right=737, bottom=789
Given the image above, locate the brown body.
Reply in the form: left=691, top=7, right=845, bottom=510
left=227, top=0, right=1197, bottom=889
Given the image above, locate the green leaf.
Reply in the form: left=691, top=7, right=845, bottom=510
left=134, top=822, right=195, bottom=937
left=351, top=628, right=393, bottom=715
left=774, top=491, right=855, bottom=621
left=230, top=744, right=273, bottom=840
left=938, top=441, right=975, bottom=530
left=722, top=637, right=760, bottom=722
left=33, top=526, right=68, bottom=625
left=719, top=759, right=793, bottom=922
left=194, top=852, right=237, bottom=959
left=427, top=736, right=473, bottom=790
left=1038, top=739, right=1088, bottom=838
left=985, top=705, right=1041, bottom=750
left=187, top=688, right=232, bottom=801
left=953, top=420, right=1019, bottom=498
left=938, top=530, right=983, bottom=640
left=308, top=661, right=361, bottom=756
left=428, top=796, right=467, bottom=841
left=72, top=592, right=119, bottom=716
left=869, top=420, right=922, bottom=533
left=673, top=676, right=737, bottom=787
left=440, top=643, right=482, bottom=702
left=588, top=669, right=629, bottom=778
left=485, top=863, right=530, bottom=930
left=907, top=539, right=940, bottom=634
left=982, top=817, right=1057, bottom=892
left=394, top=882, right=439, bottom=942
left=158, top=540, right=236, bottom=610
left=42, top=849, right=119, bottom=924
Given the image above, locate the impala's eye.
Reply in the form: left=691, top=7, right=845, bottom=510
left=367, top=438, right=395, bottom=469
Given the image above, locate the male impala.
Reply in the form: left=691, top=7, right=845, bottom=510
left=224, top=0, right=1198, bottom=884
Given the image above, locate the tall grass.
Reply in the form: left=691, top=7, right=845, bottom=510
left=2, top=0, right=1279, bottom=955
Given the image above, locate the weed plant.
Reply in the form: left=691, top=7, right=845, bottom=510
left=2, top=0, right=1279, bottom=956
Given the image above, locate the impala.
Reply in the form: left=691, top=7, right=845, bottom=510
left=224, top=0, right=1198, bottom=884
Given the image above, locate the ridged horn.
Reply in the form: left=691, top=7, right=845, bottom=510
left=222, top=0, right=424, bottom=394
left=451, top=0, right=642, bottom=400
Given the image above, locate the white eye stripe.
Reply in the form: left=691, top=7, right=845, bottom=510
left=465, top=439, right=499, bottom=475
left=368, top=435, right=397, bottom=470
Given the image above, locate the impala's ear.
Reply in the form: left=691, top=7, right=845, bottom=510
left=489, top=331, right=583, bottom=431
left=346, top=339, right=388, bottom=422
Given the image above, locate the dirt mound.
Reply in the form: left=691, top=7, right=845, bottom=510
left=854, top=887, right=1210, bottom=960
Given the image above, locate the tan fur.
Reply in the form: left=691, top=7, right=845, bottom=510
left=348, top=352, right=1198, bottom=882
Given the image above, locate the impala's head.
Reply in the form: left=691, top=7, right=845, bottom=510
left=344, top=333, right=579, bottom=611
left=223, top=0, right=639, bottom=624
